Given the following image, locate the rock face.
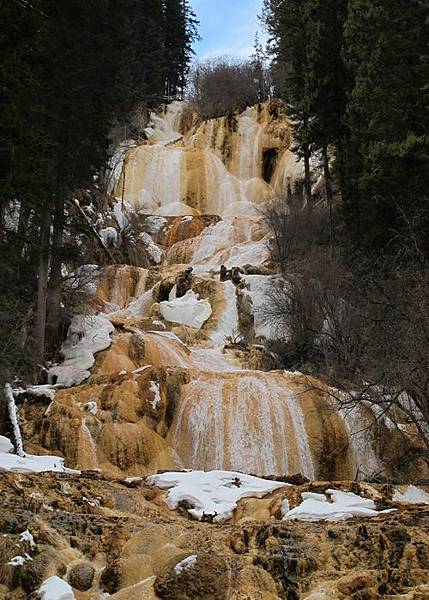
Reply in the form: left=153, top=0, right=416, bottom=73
left=3, top=100, right=429, bottom=598
left=16, top=100, right=429, bottom=481
left=154, top=554, right=231, bottom=600
left=1, top=472, right=429, bottom=599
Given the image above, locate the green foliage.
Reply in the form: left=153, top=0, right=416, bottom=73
left=0, top=0, right=199, bottom=381
left=342, top=0, right=429, bottom=249
left=263, top=0, right=429, bottom=254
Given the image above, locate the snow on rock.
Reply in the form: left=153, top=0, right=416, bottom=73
left=84, top=402, right=98, bottom=416
left=159, top=290, right=212, bottom=330
left=174, top=555, right=197, bottom=574
left=48, top=314, right=114, bottom=387
left=8, top=555, right=32, bottom=566
left=151, top=319, right=166, bottom=329
left=149, top=381, right=161, bottom=409
left=125, top=476, right=143, bottom=484
left=0, top=435, right=14, bottom=453
left=146, top=470, right=287, bottom=523
left=145, top=215, right=167, bottom=235
left=13, top=385, right=56, bottom=402
left=283, top=489, right=395, bottom=522
left=38, top=576, right=75, bottom=600
left=138, top=232, right=163, bottom=264
left=0, top=440, right=66, bottom=474
left=99, top=226, right=118, bottom=247
left=20, top=530, right=35, bottom=550
left=393, top=485, right=429, bottom=505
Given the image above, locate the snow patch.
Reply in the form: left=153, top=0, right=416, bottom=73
left=20, top=530, right=35, bottom=550
left=146, top=470, right=287, bottom=522
left=99, top=227, right=118, bottom=247
left=8, top=554, right=32, bottom=566
left=174, top=555, right=197, bottom=574
left=13, top=385, right=56, bottom=401
left=84, top=402, right=98, bottom=416
left=160, top=290, right=212, bottom=330
left=151, top=319, right=166, bottom=329
left=0, top=436, right=14, bottom=454
left=393, top=485, right=429, bottom=505
left=149, top=381, right=161, bottom=409
left=38, top=576, right=75, bottom=600
left=48, top=314, right=114, bottom=387
left=0, top=438, right=66, bottom=474
left=138, top=232, right=163, bottom=264
left=283, top=489, right=395, bottom=522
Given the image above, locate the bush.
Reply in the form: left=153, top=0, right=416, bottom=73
left=261, top=200, right=429, bottom=453
left=188, top=57, right=271, bottom=119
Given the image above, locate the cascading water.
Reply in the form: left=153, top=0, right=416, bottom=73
left=169, top=371, right=316, bottom=477
left=92, top=99, right=381, bottom=479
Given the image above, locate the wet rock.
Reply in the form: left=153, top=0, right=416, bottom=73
left=175, top=267, right=193, bottom=298
left=100, top=560, right=122, bottom=594
left=230, top=266, right=243, bottom=284
left=154, top=553, right=231, bottom=600
left=68, top=562, right=95, bottom=591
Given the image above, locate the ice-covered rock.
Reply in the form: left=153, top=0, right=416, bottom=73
left=147, top=470, right=287, bottom=522
left=393, top=485, right=429, bottom=505
left=283, top=489, right=395, bottom=522
left=37, top=576, right=75, bottom=600
left=0, top=436, right=66, bottom=474
left=48, top=314, right=114, bottom=387
left=159, top=290, right=212, bottom=330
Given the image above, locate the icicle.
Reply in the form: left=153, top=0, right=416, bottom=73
left=4, top=383, right=25, bottom=457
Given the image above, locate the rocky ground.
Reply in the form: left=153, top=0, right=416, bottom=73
left=1, top=472, right=429, bottom=599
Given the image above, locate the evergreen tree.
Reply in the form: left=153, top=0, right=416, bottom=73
left=263, top=0, right=315, bottom=204
left=342, top=0, right=429, bottom=249
left=164, top=0, right=199, bottom=98
left=0, top=0, right=200, bottom=379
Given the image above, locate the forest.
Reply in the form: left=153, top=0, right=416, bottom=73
left=260, top=0, right=429, bottom=445
left=0, top=0, right=198, bottom=381
left=1, top=0, right=428, bottom=399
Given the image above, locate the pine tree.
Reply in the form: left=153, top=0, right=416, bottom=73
left=342, top=0, right=429, bottom=249
left=164, top=0, right=199, bottom=99
left=263, top=0, right=315, bottom=204
left=0, top=0, right=200, bottom=377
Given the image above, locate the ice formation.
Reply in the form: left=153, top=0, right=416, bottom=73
left=283, top=489, right=395, bottom=522
left=147, top=470, right=287, bottom=522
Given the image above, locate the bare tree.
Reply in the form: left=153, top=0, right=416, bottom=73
left=188, top=57, right=271, bottom=119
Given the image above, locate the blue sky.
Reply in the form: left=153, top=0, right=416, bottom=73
left=190, top=0, right=267, bottom=60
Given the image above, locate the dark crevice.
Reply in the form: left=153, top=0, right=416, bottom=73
left=263, top=148, right=278, bottom=183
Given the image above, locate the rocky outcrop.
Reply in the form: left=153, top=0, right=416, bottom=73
left=1, top=472, right=429, bottom=599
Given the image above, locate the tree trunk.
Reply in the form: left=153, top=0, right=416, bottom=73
left=322, top=145, right=334, bottom=247
left=35, top=204, right=50, bottom=365
left=46, top=190, right=65, bottom=353
left=16, top=202, right=31, bottom=261
left=303, top=146, right=312, bottom=209
left=4, top=383, right=25, bottom=457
